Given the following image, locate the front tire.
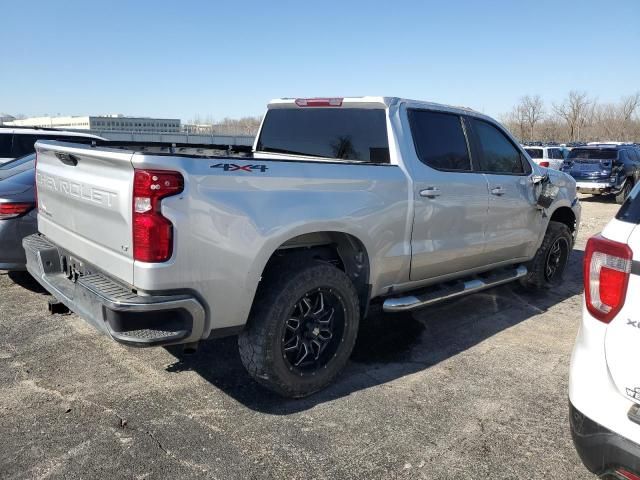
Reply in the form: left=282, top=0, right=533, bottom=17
left=521, top=221, right=573, bottom=289
left=238, top=260, right=360, bottom=398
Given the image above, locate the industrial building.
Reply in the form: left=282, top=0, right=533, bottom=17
left=3, top=115, right=180, bottom=133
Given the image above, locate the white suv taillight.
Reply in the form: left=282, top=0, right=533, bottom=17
left=132, top=169, right=183, bottom=263
left=583, top=235, right=633, bottom=323
left=0, top=202, right=35, bottom=220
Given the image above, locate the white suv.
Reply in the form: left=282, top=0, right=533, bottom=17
left=523, top=146, right=566, bottom=170
left=570, top=183, right=640, bottom=478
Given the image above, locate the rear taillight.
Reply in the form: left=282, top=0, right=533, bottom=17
left=132, top=169, right=183, bottom=262
left=0, top=202, right=35, bottom=220
left=584, top=235, right=633, bottom=323
left=295, top=97, right=343, bottom=107
left=616, top=468, right=640, bottom=480
left=539, top=161, right=550, bottom=167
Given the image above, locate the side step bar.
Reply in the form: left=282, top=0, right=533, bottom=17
left=383, top=265, right=527, bottom=313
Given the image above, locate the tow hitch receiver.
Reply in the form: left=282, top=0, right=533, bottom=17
left=48, top=297, right=71, bottom=315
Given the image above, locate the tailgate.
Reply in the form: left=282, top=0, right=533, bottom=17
left=568, top=159, right=610, bottom=178
left=35, top=141, right=135, bottom=283
left=604, top=224, right=640, bottom=405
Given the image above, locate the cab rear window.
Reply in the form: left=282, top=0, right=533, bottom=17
left=256, top=108, right=390, bottom=163
left=616, top=183, right=640, bottom=224
left=568, top=148, right=617, bottom=160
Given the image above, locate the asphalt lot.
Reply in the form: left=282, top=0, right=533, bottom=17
left=0, top=196, right=619, bottom=479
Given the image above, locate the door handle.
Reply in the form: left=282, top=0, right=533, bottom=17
left=420, top=187, right=441, bottom=198
left=491, top=186, right=506, bottom=196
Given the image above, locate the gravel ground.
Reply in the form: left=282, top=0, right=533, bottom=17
left=0, top=196, right=620, bottom=479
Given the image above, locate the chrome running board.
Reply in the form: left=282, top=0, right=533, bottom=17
left=383, top=265, right=528, bottom=313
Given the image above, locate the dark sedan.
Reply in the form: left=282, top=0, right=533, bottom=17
left=0, top=154, right=36, bottom=270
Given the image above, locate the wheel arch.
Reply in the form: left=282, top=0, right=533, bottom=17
left=549, top=206, right=577, bottom=234
left=258, top=231, right=372, bottom=317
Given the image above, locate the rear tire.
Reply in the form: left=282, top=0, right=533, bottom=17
left=238, top=260, right=360, bottom=398
left=615, top=180, right=633, bottom=205
left=520, top=221, right=573, bottom=289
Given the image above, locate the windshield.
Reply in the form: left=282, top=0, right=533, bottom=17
left=0, top=153, right=35, bottom=170
left=567, top=148, right=617, bottom=161
left=525, top=148, right=543, bottom=159
left=256, top=108, right=390, bottom=163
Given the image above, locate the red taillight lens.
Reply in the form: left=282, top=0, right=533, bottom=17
left=132, top=169, right=183, bottom=262
left=616, top=467, right=640, bottom=480
left=0, top=202, right=35, bottom=220
left=583, top=235, right=633, bottom=323
left=295, top=97, right=343, bottom=107
left=539, top=161, right=550, bottom=167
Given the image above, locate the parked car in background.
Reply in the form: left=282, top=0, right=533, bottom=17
left=24, top=96, right=580, bottom=397
left=562, top=145, right=640, bottom=204
left=0, top=162, right=36, bottom=270
left=523, top=146, right=566, bottom=170
left=570, top=182, right=640, bottom=478
left=0, top=153, right=34, bottom=181
left=0, top=127, right=103, bottom=164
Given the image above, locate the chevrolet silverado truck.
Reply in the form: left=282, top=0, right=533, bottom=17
left=24, top=97, right=581, bottom=397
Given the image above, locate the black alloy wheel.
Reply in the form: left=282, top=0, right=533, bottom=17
left=544, top=237, right=569, bottom=283
left=282, top=288, right=346, bottom=374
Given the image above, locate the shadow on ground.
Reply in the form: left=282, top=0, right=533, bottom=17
left=578, top=194, right=616, bottom=204
left=5, top=271, right=48, bottom=294
left=164, top=249, right=584, bottom=415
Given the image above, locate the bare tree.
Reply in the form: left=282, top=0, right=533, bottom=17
left=552, top=91, right=593, bottom=142
left=619, top=92, right=640, bottom=140
left=520, top=95, right=544, bottom=141
left=502, top=103, right=528, bottom=141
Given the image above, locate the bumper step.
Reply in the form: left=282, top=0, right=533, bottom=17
left=23, top=234, right=205, bottom=347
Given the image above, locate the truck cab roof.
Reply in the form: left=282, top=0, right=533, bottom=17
left=268, top=96, right=484, bottom=116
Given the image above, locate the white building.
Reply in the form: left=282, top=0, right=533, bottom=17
left=0, top=113, right=16, bottom=125
left=4, top=114, right=181, bottom=133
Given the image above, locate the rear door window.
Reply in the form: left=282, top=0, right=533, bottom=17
left=467, top=118, right=529, bottom=174
left=256, top=108, right=390, bottom=163
left=0, top=133, right=13, bottom=158
left=10, top=134, right=39, bottom=157
left=525, top=148, right=543, bottom=159
left=407, top=109, right=471, bottom=171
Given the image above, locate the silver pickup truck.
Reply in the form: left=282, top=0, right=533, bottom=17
left=24, top=96, right=581, bottom=397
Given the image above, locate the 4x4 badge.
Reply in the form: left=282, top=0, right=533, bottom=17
left=627, top=319, right=640, bottom=329
left=211, top=163, right=268, bottom=173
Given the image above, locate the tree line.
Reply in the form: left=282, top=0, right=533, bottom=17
left=501, top=91, right=640, bottom=143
